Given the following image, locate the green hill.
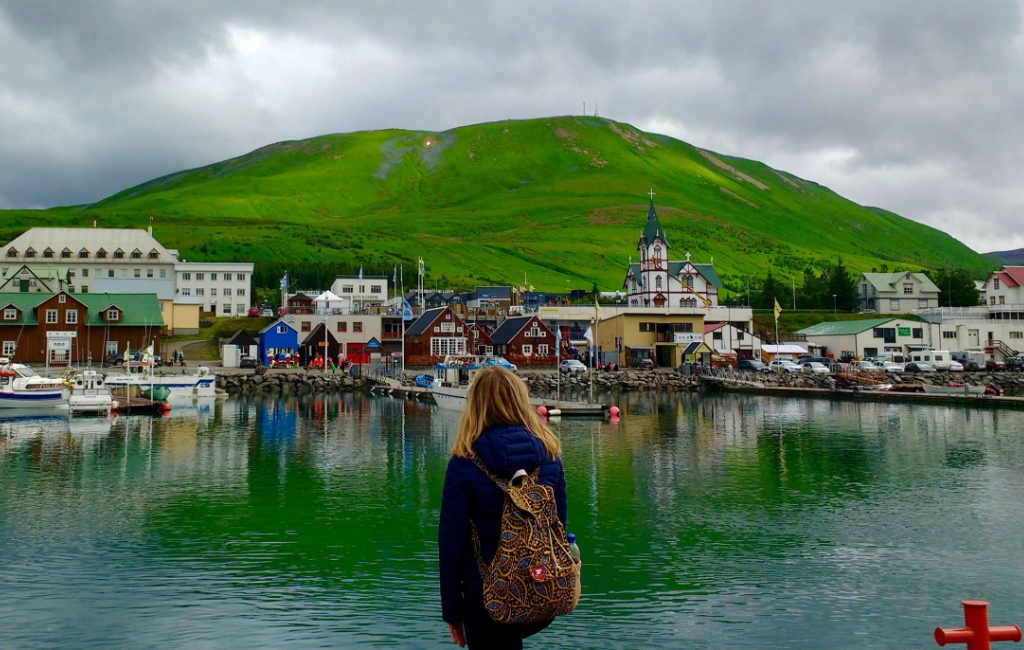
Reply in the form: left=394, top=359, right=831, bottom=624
left=0, top=116, right=992, bottom=294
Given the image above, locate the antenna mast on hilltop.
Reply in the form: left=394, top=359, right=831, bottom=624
left=583, top=102, right=586, bottom=116
left=594, top=103, right=598, bottom=117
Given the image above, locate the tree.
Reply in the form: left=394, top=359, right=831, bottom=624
left=827, top=257, right=859, bottom=311
left=754, top=270, right=784, bottom=310
left=928, top=267, right=981, bottom=307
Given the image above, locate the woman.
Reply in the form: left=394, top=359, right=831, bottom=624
left=438, top=366, right=567, bottom=649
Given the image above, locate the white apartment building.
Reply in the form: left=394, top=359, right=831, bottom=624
left=176, top=262, right=254, bottom=316
left=1, top=227, right=253, bottom=316
left=329, top=275, right=389, bottom=311
left=858, top=272, right=940, bottom=313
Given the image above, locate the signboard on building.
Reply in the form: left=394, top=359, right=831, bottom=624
left=673, top=332, right=703, bottom=344
left=46, top=331, right=76, bottom=351
left=898, top=327, right=911, bottom=337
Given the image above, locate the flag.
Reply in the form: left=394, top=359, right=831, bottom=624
left=774, top=298, right=782, bottom=323
left=145, top=344, right=154, bottom=356
left=419, top=257, right=425, bottom=277
left=401, top=297, right=414, bottom=321
left=555, top=327, right=562, bottom=360
left=358, top=265, right=363, bottom=281
left=123, top=349, right=130, bottom=362
left=392, top=264, right=397, bottom=285
left=583, top=326, right=592, bottom=342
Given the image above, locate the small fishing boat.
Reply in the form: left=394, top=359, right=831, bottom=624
left=104, top=360, right=216, bottom=398
left=431, top=356, right=480, bottom=411
left=0, top=358, right=68, bottom=408
left=141, top=385, right=172, bottom=402
left=922, top=383, right=986, bottom=396
left=68, top=370, right=113, bottom=415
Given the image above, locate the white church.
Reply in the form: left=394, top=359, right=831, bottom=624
left=623, top=193, right=721, bottom=308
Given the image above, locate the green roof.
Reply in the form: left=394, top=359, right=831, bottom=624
left=797, top=318, right=896, bottom=336
left=861, top=272, right=940, bottom=294
left=627, top=262, right=721, bottom=289
left=0, top=292, right=163, bottom=326
left=640, top=200, right=670, bottom=248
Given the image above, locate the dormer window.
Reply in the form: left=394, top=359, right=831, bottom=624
left=43, top=248, right=54, bottom=259
left=106, top=309, right=120, bottom=321
left=130, top=248, right=142, bottom=259
left=61, top=248, right=72, bottom=259
left=2, top=308, right=17, bottom=320
left=96, top=249, right=107, bottom=259
left=147, top=249, right=160, bottom=259
left=78, top=248, right=89, bottom=259
left=113, top=249, right=125, bottom=259
left=6, top=248, right=16, bottom=258
left=25, top=248, right=35, bottom=258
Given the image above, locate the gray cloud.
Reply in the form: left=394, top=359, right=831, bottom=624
left=1, top=0, right=1022, bottom=252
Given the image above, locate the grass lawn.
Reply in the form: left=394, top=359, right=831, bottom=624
left=169, top=316, right=271, bottom=342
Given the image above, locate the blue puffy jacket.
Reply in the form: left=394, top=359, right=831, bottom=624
left=438, top=425, right=567, bottom=624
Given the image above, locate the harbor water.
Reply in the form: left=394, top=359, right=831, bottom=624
left=1, top=393, right=1023, bottom=649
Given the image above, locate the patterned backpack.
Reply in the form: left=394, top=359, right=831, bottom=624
left=470, top=454, right=581, bottom=625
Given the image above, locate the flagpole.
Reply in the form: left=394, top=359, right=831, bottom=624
left=401, top=265, right=406, bottom=377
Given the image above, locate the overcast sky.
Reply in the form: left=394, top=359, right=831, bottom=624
left=2, top=1, right=1023, bottom=253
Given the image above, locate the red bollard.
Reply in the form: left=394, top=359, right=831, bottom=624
left=935, top=600, right=1021, bottom=650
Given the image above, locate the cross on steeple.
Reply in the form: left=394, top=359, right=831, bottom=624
left=648, top=188, right=655, bottom=201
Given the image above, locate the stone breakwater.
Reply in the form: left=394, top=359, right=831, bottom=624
left=217, top=370, right=371, bottom=393
left=521, top=370, right=707, bottom=393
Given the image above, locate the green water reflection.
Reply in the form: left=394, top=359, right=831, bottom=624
left=1, top=394, right=1022, bottom=649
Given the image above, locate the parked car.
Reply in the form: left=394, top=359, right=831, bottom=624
left=768, top=360, right=801, bottom=374
left=947, top=360, right=964, bottom=372
left=872, top=360, right=904, bottom=374
left=247, top=306, right=260, bottom=318
left=985, top=359, right=1007, bottom=372
left=858, top=308, right=877, bottom=314
left=737, top=359, right=770, bottom=373
left=850, top=360, right=881, bottom=372
left=261, top=308, right=274, bottom=318
left=1007, top=356, right=1024, bottom=372
left=481, top=357, right=517, bottom=373
left=957, top=359, right=979, bottom=371
left=559, top=359, right=587, bottom=374
left=905, top=362, right=937, bottom=373
left=799, top=356, right=834, bottom=366
left=239, top=355, right=258, bottom=368
left=799, top=362, right=830, bottom=375
left=635, top=358, right=654, bottom=370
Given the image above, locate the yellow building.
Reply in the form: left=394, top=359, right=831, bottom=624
left=596, top=311, right=710, bottom=368
left=159, top=300, right=201, bottom=336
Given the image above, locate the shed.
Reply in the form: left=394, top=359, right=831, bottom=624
left=259, top=319, right=298, bottom=364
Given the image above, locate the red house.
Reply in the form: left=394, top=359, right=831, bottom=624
left=404, top=307, right=467, bottom=366
left=489, top=315, right=556, bottom=366
left=465, top=322, right=494, bottom=356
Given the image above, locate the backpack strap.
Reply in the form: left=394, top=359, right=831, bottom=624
left=466, top=452, right=542, bottom=577
left=467, top=452, right=508, bottom=492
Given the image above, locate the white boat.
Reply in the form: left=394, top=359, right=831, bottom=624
left=431, top=356, right=480, bottom=411
left=922, top=383, right=986, bottom=396
left=103, top=361, right=217, bottom=398
left=0, top=358, right=69, bottom=408
left=68, top=369, right=113, bottom=415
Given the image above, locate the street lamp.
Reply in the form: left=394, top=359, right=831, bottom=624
left=832, top=294, right=837, bottom=314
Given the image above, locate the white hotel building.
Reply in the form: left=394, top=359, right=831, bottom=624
left=2, top=227, right=253, bottom=316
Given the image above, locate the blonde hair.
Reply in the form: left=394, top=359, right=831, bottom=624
left=451, top=366, right=561, bottom=459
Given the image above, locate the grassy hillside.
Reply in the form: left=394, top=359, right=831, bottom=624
left=0, top=116, right=993, bottom=293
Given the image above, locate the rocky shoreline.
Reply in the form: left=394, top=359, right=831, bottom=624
left=217, top=369, right=371, bottom=393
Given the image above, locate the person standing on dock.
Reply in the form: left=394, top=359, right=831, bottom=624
left=438, top=366, right=571, bottom=649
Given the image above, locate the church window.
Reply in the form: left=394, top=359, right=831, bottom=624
left=652, top=245, right=662, bottom=267
left=655, top=276, right=662, bottom=290
left=682, top=274, right=694, bottom=288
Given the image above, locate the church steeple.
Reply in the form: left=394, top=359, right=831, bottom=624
left=639, top=189, right=670, bottom=249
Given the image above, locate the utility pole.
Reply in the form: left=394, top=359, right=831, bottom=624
left=792, top=276, right=796, bottom=310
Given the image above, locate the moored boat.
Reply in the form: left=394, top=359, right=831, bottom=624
left=0, top=358, right=68, bottom=409
left=922, top=383, right=986, bottom=396
left=103, top=361, right=216, bottom=398
left=68, top=370, right=113, bottom=415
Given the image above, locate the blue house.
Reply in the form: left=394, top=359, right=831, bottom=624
left=259, top=319, right=298, bottom=365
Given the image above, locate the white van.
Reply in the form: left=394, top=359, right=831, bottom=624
left=911, top=350, right=952, bottom=370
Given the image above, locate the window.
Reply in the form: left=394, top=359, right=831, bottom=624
left=2, top=309, right=15, bottom=320
left=903, top=283, right=913, bottom=295
left=181, top=288, right=191, bottom=296
left=237, top=273, right=245, bottom=281
left=221, top=304, right=231, bottom=314
left=522, top=344, right=533, bottom=355
left=108, top=269, right=115, bottom=278
left=224, top=288, right=232, bottom=297
left=889, top=299, right=900, bottom=310
left=130, top=249, right=142, bottom=259
left=81, top=286, right=88, bottom=293
left=96, top=249, right=107, bottom=259
left=994, top=278, right=1000, bottom=290
left=371, top=285, right=382, bottom=294
left=440, top=321, right=455, bottom=333
left=864, top=348, right=878, bottom=358
left=196, top=273, right=205, bottom=281
left=301, top=321, right=311, bottom=332
left=675, top=323, right=694, bottom=332
left=210, top=273, right=217, bottom=281
left=113, top=249, right=124, bottom=259
left=69, top=270, right=76, bottom=278
left=991, top=296, right=997, bottom=305
left=25, top=249, right=35, bottom=258
left=61, top=249, right=71, bottom=259
left=430, top=337, right=466, bottom=356
left=159, top=269, right=166, bottom=279
left=81, top=269, right=88, bottom=278
left=210, top=288, right=217, bottom=297
left=134, top=269, right=141, bottom=278
left=342, top=285, right=354, bottom=294
left=359, top=285, right=365, bottom=293
left=196, top=289, right=204, bottom=296
left=147, top=269, right=153, bottom=278
left=862, top=283, right=868, bottom=294
left=354, top=322, right=362, bottom=333
left=1010, top=332, right=1023, bottom=340
left=943, top=331, right=956, bottom=339
left=538, top=344, right=549, bottom=355
left=639, top=323, right=655, bottom=332
left=238, top=288, right=245, bottom=296
left=106, top=341, right=119, bottom=355
left=1000, top=296, right=1006, bottom=305
left=5, top=249, right=16, bottom=258
left=45, top=309, right=58, bottom=324
left=2, top=341, right=15, bottom=356
left=148, top=250, right=159, bottom=259
left=337, top=322, right=347, bottom=332
left=277, top=325, right=288, bottom=334
left=182, top=273, right=191, bottom=281
left=918, top=299, right=928, bottom=308
left=107, top=309, right=119, bottom=321
left=66, top=310, right=77, bottom=324
left=912, top=328, right=923, bottom=338
left=682, top=274, right=694, bottom=288
left=236, top=303, right=245, bottom=315
left=58, top=294, right=66, bottom=304
left=737, top=331, right=745, bottom=341
left=43, top=249, right=54, bottom=259
left=713, top=331, right=723, bottom=340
